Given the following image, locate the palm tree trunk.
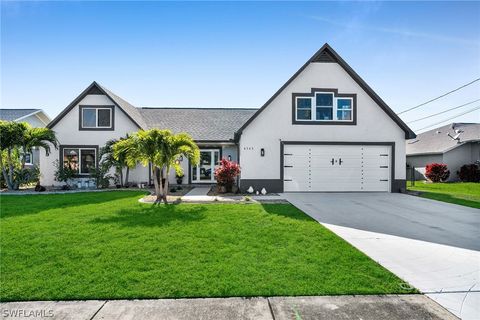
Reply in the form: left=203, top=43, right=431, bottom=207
left=0, top=152, right=13, bottom=190
left=153, top=166, right=161, bottom=203
left=125, top=167, right=130, bottom=186
left=6, top=149, right=17, bottom=190
left=119, top=167, right=124, bottom=187
left=158, top=167, right=166, bottom=204
left=162, top=167, right=170, bottom=204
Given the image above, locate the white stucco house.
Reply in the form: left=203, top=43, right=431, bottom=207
left=0, top=108, right=51, bottom=168
left=406, top=123, right=480, bottom=181
left=41, top=43, right=415, bottom=192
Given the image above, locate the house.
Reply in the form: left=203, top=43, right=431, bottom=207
left=0, top=108, right=51, bottom=167
left=41, top=43, right=415, bottom=192
left=406, top=123, right=480, bottom=181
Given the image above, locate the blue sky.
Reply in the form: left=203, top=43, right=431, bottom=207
left=1, top=1, right=479, bottom=132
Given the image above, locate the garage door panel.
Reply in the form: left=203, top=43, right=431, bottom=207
left=283, top=144, right=391, bottom=192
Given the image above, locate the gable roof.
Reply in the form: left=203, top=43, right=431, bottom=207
left=0, top=109, right=41, bottom=121
left=235, top=43, right=416, bottom=140
left=139, top=108, right=256, bottom=141
left=47, top=82, right=146, bottom=129
left=406, top=123, right=480, bottom=156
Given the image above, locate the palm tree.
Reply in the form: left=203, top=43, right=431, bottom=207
left=113, top=129, right=199, bottom=203
left=21, top=126, right=58, bottom=169
left=0, top=121, right=58, bottom=189
left=100, top=136, right=135, bottom=187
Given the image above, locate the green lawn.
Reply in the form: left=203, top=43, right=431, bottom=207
left=407, top=181, right=480, bottom=209
left=0, top=191, right=414, bottom=301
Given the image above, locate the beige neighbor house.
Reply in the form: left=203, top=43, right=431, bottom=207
left=0, top=108, right=51, bottom=168
left=41, top=44, right=416, bottom=192
left=406, top=123, right=480, bottom=181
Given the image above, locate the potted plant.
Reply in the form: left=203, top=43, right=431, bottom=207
left=176, top=173, right=184, bottom=185
left=214, top=158, right=241, bottom=193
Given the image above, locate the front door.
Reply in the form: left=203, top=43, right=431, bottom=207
left=191, top=149, right=220, bottom=183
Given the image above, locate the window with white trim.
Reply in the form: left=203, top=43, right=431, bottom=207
left=294, top=91, right=354, bottom=122
left=81, top=107, right=112, bottom=129
left=63, top=148, right=96, bottom=175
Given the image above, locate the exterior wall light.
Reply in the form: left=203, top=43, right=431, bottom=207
left=260, top=148, right=265, bottom=157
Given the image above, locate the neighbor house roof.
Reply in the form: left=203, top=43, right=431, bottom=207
left=235, top=43, right=416, bottom=140
left=406, top=123, right=480, bottom=156
left=139, top=108, right=257, bottom=141
left=0, top=109, right=42, bottom=121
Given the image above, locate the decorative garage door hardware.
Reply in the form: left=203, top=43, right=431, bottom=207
left=330, top=158, right=344, bottom=165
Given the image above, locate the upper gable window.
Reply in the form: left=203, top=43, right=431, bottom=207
left=79, top=106, right=114, bottom=130
left=293, top=89, right=356, bottom=125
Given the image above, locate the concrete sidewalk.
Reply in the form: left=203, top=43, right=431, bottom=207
left=0, top=295, right=456, bottom=320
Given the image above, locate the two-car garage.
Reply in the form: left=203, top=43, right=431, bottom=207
left=283, top=143, right=392, bottom=192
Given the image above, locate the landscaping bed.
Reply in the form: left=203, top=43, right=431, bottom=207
left=407, top=181, right=480, bottom=209
left=1, top=191, right=415, bottom=301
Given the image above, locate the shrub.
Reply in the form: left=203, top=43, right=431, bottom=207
left=457, top=163, right=480, bottom=182
left=425, top=163, right=450, bottom=182
left=53, top=159, right=77, bottom=188
left=214, top=158, right=241, bottom=192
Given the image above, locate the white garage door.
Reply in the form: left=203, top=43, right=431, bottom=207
left=283, top=144, right=391, bottom=192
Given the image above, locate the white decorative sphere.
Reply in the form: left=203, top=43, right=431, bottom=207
left=247, top=186, right=254, bottom=194
left=261, top=188, right=267, bottom=195
left=256, top=191, right=259, bottom=195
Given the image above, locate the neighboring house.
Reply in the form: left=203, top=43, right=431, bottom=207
left=41, top=43, right=415, bottom=192
left=0, top=108, right=51, bottom=168
left=406, top=123, right=480, bottom=181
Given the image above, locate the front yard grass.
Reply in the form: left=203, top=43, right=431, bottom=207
left=407, top=181, right=480, bottom=209
left=0, top=191, right=414, bottom=301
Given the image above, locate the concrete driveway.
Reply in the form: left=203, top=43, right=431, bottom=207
left=282, top=193, right=480, bottom=320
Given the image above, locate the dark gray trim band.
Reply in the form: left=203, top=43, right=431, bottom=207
left=280, top=141, right=398, bottom=193
left=59, top=144, right=99, bottom=178
left=239, top=179, right=283, bottom=193
left=78, top=105, right=115, bottom=131
left=292, top=88, right=357, bottom=125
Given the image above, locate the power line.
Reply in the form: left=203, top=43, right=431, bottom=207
left=415, top=105, right=480, bottom=131
left=397, top=77, right=480, bottom=115
left=407, top=98, right=480, bottom=124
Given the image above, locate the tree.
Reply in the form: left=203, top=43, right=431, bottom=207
left=0, top=121, right=58, bottom=190
left=21, top=127, right=58, bottom=168
left=100, top=136, right=135, bottom=187
left=113, top=129, right=199, bottom=203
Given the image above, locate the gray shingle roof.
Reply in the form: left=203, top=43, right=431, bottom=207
left=0, top=109, right=40, bottom=121
left=98, top=84, right=147, bottom=129
left=406, top=123, right=480, bottom=155
left=139, top=108, right=257, bottom=141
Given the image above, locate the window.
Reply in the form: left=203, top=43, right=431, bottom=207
left=337, top=98, right=352, bottom=120
left=80, top=106, right=113, bottom=129
left=316, top=93, right=333, bottom=120
left=293, top=90, right=355, bottom=123
left=63, top=148, right=96, bottom=174
left=23, top=153, right=33, bottom=165
left=296, top=98, right=312, bottom=120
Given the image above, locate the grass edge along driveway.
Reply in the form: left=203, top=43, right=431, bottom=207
left=407, top=181, right=480, bottom=209
left=0, top=191, right=416, bottom=301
